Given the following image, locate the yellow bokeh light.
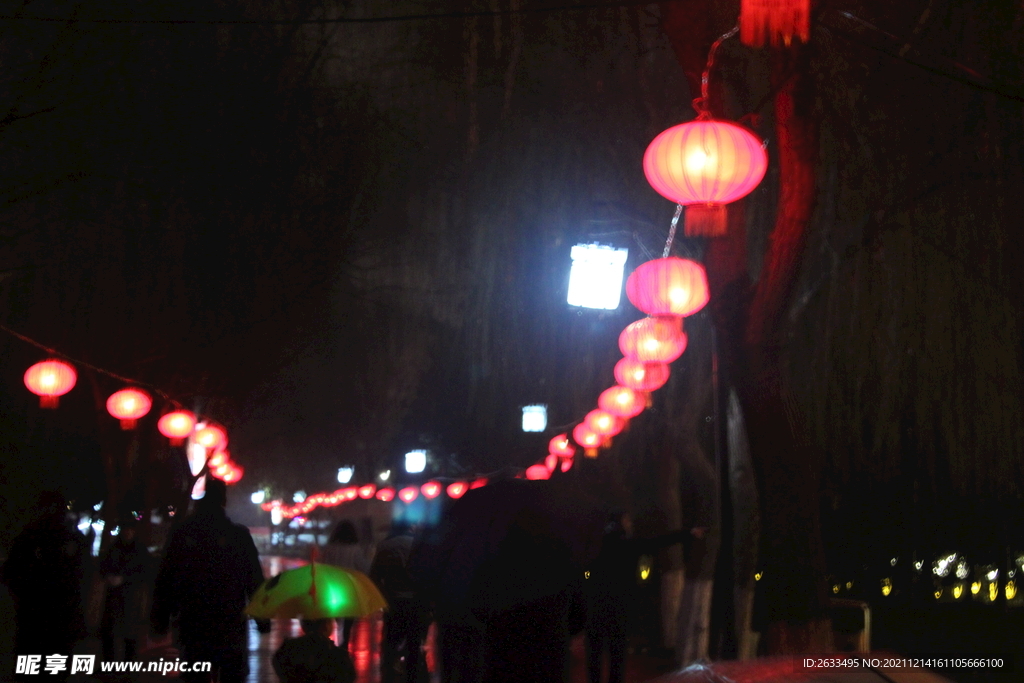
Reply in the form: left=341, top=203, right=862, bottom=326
left=845, top=582, right=853, bottom=590
left=881, top=578, right=892, bottom=597
left=971, top=582, right=981, bottom=595
left=832, top=585, right=840, bottom=594
left=1006, top=580, right=1017, bottom=600
left=754, top=572, right=762, bottom=581
left=989, top=582, right=998, bottom=602
left=953, top=584, right=963, bottom=599
left=934, top=589, right=942, bottom=599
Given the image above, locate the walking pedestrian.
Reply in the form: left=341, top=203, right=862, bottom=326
left=150, top=477, right=268, bottom=683
left=2, top=490, right=86, bottom=682
left=370, top=523, right=428, bottom=683
left=321, top=520, right=371, bottom=646
left=99, top=516, right=151, bottom=661
left=273, top=618, right=356, bottom=683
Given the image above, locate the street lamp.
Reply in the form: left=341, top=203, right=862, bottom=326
left=405, top=450, right=426, bottom=474
left=379, top=469, right=391, bottom=482
left=337, top=466, right=354, bottom=484
left=522, top=405, right=547, bottom=432
left=293, top=491, right=306, bottom=503
left=566, top=244, right=629, bottom=310
left=251, top=490, right=266, bottom=505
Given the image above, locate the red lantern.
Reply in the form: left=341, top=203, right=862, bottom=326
left=740, top=0, right=810, bottom=47
left=598, top=386, right=646, bottom=419
left=421, top=481, right=442, bottom=499
left=106, top=388, right=152, bottom=430
left=614, top=358, right=670, bottom=392
left=573, top=423, right=602, bottom=449
left=447, top=482, right=468, bottom=499
left=208, top=450, right=228, bottom=468
left=560, top=457, right=574, bottom=473
left=223, top=466, right=242, bottom=484
left=585, top=409, right=625, bottom=437
left=398, top=486, right=419, bottom=503
left=194, top=424, right=227, bottom=450
left=470, top=478, right=488, bottom=490
left=358, top=484, right=377, bottom=499
left=158, top=410, right=196, bottom=445
left=548, top=433, right=576, bottom=458
left=544, top=454, right=558, bottom=472
left=24, top=359, right=77, bottom=408
left=626, top=258, right=709, bottom=318
left=376, top=487, right=396, bottom=502
left=525, top=464, right=551, bottom=481
left=644, top=120, right=767, bottom=236
left=341, top=487, right=358, bottom=501
left=619, top=317, right=687, bottom=363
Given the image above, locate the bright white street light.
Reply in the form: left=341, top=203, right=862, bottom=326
left=337, top=466, right=354, bottom=484
left=567, top=244, right=629, bottom=310
left=270, top=508, right=283, bottom=526
left=293, top=491, right=306, bottom=503
left=251, top=490, right=266, bottom=505
left=405, top=450, right=426, bottom=474
left=522, top=404, right=548, bottom=432
left=379, top=470, right=391, bottom=482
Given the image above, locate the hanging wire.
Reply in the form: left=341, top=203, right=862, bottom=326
left=692, top=25, right=739, bottom=119
left=662, top=204, right=683, bottom=257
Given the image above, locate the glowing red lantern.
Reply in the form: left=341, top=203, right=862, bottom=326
left=421, top=481, right=442, bottom=499
left=212, top=463, right=231, bottom=478
left=358, top=484, right=377, bottom=499
left=573, top=423, right=602, bottom=449
left=598, top=386, right=646, bottom=419
left=223, top=466, right=242, bottom=484
left=644, top=120, right=767, bottom=236
left=158, top=410, right=196, bottom=445
left=544, top=454, right=558, bottom=472
left=24, top=359, right=77, bottom=408
left=548, top=433, right=575, bottom=458
left=208, top=450, right=228, bottom=468
left=526, top=464, right=551, bottom=481
left=619, top=317, right=687, bottom=363
left=585, top=409, right=625, bottom=437
left=614, top=358, right=670, bottom=392
left=106, top=388, right=152, bottom=430
left=446, top=482, right=468, bottom=499
left=398, top=486, right=419, bottom=503
left=341, top=487, right=358, bottom=501
left=740, top=0, right=810, bottom=47
left=194, top=424, right=227, bottom=450
left=376, top=487, right=396, bottom=502
left=560, top=457, right=574, bottom=472
left=470, top=478, right=488, bottom=490
left=626, top=258, right=709, bottom=318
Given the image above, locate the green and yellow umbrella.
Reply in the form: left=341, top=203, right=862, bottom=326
left=245, top=562, right=387, bottom=619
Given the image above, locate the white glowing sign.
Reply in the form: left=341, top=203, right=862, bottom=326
left=567, top=244, right=629, bottom=310
left=522, top=404, right=548, bottom=432
left=405, top=450, right=427, bottom=474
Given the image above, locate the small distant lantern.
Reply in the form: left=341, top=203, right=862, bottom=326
left=567, top=244, right=630, bottom=310
left=548, top=433, right=576, bottom=458
left=106, top=388, right=152, bottom=430
left=341, top=487, right=358, bottom=501
left=158, top=410, right=196, bottom=445
left=521, top=404, right=548, bottom=432
left=398, top=486, right=419, bottom=503
left=208, top=450, right=228, bottom=468
left=585, top=409, right=625, bottom=438
left=560, top=457, right=574, bottom=472
left=614, top=358, right=670, bottom=392
left=526, top=464, right=551, bottom=480
left=421, top=481, right=442, bottom=499
left=24, top=359, right=77, bottom=408
left=598, top=386, right=646, bottom=419
left=626, top=258, right=710, bottom=318
left=544, top=454, right=558, bottom=472
left=619, top=317, right=687, bottom=363
left=376, top=487, right=396, bottom=502
left=358, top=484, right=377, bottom=499
left=470, top=478, right=488, bottom=490
left=446, top=482, right=468, bottom=499
left=195, top=424, right=227, bottom=450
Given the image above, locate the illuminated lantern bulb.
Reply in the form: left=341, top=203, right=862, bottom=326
left=212, top=463, right=231, bottom=478
left=585, top=409, right=625, bottom=437
left=223, top=466, right=243, bottom=484
left=470, top=478, right=488, bottom=490
left=341, top=487, right=358, bottom=501
left=643, top=119, right=767, bottom=236
left=619, top=317, right=687, bottom=363
left=573, top=423, right=602, bottom=450
left=526, top=464, right=551, bottom=480
left=24, top=359, right=77, bottom=408
left=548, top=434, right=576, bottom=458
left=358, top=484, right=377, bottom=499
left=614, top=358, right=670, bottom=392
left=398, top=486, right=419, bottom=503
left=598, top=386, right=646, bottom=419
left=446, top=482, right=468, bottom=499
left=421, top=481, right=442, bottom=499
left=158, top=410, right=196, bottom=445
left=194, top=424, right=227, bottom=450
left=208, top=450, right=229, bottom=468
left=375, top=487, right=396, bottom=502
left=106, top=388, right=152, bottom=430
left=626, top=257, right=710, bottom=318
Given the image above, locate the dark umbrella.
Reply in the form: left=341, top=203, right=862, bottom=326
left=411, top=476, right=606, bottom=611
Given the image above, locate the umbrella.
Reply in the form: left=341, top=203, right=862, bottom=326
left=245, top=562, right=387, bottom=619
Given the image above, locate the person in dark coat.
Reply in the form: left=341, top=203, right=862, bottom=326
left=370, top=524, right=428, bottom=683
left=584, top=513, right=692, bottom=683
left=1, top=490, right=85, bottom=681
left=99, top=516, right=151, bottom=661
left=151, top=477, right=267, bottom=683
left=273, top=618, right=356, bottom=683
left=321, top=520, right=371, bottom=646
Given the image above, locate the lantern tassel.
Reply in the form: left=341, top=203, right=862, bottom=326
left=740, top=0, right=811, bottom=48
left=684, top=205, right=728, bottom=237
